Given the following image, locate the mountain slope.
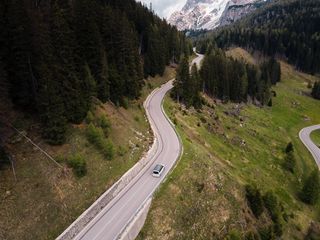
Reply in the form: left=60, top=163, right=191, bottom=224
left=215, top=0, right=320, bottom=74
left=168, top=0, right=269, bottom=30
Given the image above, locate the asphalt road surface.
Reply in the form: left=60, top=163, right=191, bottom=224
left=299, top=125, right=320, bottom=168
left=72, top=53, right=204, bottom=240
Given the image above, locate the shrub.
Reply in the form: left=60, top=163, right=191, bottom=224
left=245, top=231, right=260, bottom=240
left=117, top=146, right=127, bottom=156
left=86, top=111, right=94, bottom=124
left=245, top=185, right=264, bottom=218
left=258, top=226, right=275, bottom=240
left=101, top=139, right=114, bottom=160
left=86, top=123, right=104, bottom=144
left=264, top=192, right=281, bottom=216
left=86, top=123, right=114, bottom=160
left=98, top=115, right=111, bottom=136
left=300, top=169, right=320, bottom=205
left=120, top=97, right=129, bottom=109
left=67, top=154, right=87, bottom=177
left=98, top=115, right=110, bottom=129
left=134, top=116, right=140, bottom=122
left=226, top=230, right=241, bottom=240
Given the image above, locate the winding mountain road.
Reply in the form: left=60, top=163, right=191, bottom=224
left=299, top=125, right=320, bottom=168
left=63, top=53, right=204, bottom=240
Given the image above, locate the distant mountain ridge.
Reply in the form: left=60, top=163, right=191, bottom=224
left=168, top=0, right=269, bottom=30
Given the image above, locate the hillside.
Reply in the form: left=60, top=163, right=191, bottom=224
left=0, top=66, right=176, bottom=240
left=214, top=0, right=320, bottom=74
left=0, top=0, right=190, bottom=239
left=0, top=0, right=192, bottom=145
left=138, top=48, right=320, bottom=239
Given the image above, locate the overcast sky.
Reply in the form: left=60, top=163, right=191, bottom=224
left=138, top=0, right=186, bottom=18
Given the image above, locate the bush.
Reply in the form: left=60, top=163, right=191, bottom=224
left=67, top=154, right=87, bottom=177
left=101, top=139, right=114, bottom=160
left=86, top=123, right=104, bottom=143
left=300, top=169, right=320, bottom=205
left=117, top=146, right=127, bottom=156
left=86, top=123, right=114, bottom=160
left=86, top=111, right=94, bottom=124
left=98, top=115, right=110, bottom=129
left=98, top=115, right=111, bottom=136
left=245, top=185, right=264, bottom=218
left=245, top=231, right=260, bottom=240
left=226, top=230, right=241, bottom=240
left=258, top=226, right=275, bottom=240
left=120, top=97, right=129, bottom=109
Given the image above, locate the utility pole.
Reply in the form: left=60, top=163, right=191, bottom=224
left=150, top=2, right=152, bottom=12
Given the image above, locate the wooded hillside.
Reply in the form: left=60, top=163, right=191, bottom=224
left=214, top=0, right=320, bottom=74
left=0, top=0, right=192, bottom=144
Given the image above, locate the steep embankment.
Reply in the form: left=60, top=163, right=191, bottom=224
left=138, top=48, right=320, bottom=239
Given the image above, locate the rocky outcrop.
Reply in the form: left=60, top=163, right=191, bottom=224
left=220, top=0, right=269, bottom=26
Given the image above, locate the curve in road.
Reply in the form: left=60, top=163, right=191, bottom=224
left=299, top=125, right=320, bottom=168
left=68, top=53, right=203, bottom=240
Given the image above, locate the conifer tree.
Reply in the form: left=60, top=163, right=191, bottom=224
left=50, top=3, right=87, bottom=123
left=283, top=151, right=296, bottom=173
left=190, top=63, right=202, bottom=108
left=7, top=0, right=34, bottom=108
left=285, top=142, right=294, bottom=153
left=301, top=169, right=320, bottom=205
left=312, top=81, right=320, bottom=100
left=74, top=0, right=110, bottom=102
left=173, top=56, right=189, bottom=104
left=245, top=185, right=264, bottom=218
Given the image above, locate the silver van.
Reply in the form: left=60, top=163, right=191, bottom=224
left=152, top=164, right=165, bottom=177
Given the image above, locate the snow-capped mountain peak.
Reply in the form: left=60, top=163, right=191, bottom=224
left=168, top=0, right=264, bottom=30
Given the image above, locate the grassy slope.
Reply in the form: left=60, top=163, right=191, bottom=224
left=310, top=130, right=320, bottom=147
left=138, top=49, right=320, bottom=239
left=0, top=67, right=175, bottom=240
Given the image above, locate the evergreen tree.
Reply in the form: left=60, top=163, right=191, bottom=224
left=283, top=151, right=296, bottom=173
left=285, top=142, right=294, bottom=153
left=7, top=0, right=34, bottom=108
left=31, top=12, right=68, bottom=144
left=50, top=3, right=87, bottom=123
left=172, top=56, right=189, bottom=104
left=190, top=63, right=202, bottom=109
left=245, top=185, right=264, bottom=218
left=74, top=0, right=110, bottom=102
left=312, top=81, right=320, bottom=100
left=300, top=169, right=320, bottom=205
left=82, top=64, right=97, bottom=110
left=144, top=24, right=166, bottom=77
